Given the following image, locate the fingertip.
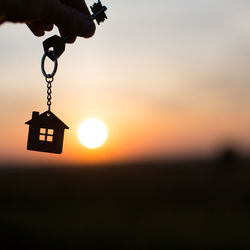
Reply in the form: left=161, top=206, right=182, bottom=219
left=82, top=20, right=96, bottom=38
left=43, top=22, right=54, bottom=32
left=27, top=23, right=45, bottom=36
left=36, top=31, right=45, bottom=37
left=32, top=29, right=45, bottom=37
left=65, top=36, right=77, bottom=44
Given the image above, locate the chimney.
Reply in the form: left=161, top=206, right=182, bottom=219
left=32, top=111, right=39, bottom=119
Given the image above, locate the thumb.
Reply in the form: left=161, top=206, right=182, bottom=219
left=51, top=1, right=95, bottom=38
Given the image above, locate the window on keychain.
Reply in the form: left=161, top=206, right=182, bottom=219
left=39, top=128, right=54, bottom=142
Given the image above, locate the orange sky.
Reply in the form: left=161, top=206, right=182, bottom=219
left=1, top=0, right=250, bottom=165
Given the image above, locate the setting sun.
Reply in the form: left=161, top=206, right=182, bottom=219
left=77, top=119, right=108, bottom=149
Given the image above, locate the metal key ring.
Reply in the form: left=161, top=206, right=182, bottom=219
left=41, top=51, right=58, bottom=78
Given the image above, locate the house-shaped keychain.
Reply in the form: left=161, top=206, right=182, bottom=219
left=25, top=1, right=107, bottom=155
left=25, top=111, right=69, bottom=154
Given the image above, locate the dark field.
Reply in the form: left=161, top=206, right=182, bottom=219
left=0, top=160, right=250, bottom=249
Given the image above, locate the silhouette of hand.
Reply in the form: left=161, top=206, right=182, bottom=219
left=0, top=0, right=95, bottom=43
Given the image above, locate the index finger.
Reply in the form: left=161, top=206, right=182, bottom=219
left=59, top=0, right=93, bottom=41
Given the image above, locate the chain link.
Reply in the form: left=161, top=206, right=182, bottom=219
left=46, top=76, right=54, bottom=112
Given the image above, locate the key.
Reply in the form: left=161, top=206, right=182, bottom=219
left=91, top=0, right=107, bottom=25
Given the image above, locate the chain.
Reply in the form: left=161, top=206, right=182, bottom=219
left=41, top=51, right=57, bottom=112
left=46, top=75, right=54, bottom=112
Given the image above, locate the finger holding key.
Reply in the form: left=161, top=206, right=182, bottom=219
left=53, top=1, right=96, bottom=42
left=28, top=0, right=95, bottom=41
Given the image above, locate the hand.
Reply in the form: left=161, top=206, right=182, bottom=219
left=0, top=0, right=96, bottom=43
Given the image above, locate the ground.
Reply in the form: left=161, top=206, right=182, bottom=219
left=0, top=160, right=249, bottom=249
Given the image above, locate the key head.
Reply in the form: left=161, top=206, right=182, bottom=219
left=43, top=35, right=65, bottom=61
left=91, top=0, right=107, bottom=25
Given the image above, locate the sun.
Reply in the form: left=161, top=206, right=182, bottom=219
left=77, top=118, right=108, bottom=149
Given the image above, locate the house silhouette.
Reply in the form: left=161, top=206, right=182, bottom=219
left=25, top=111, right=69, bottom=154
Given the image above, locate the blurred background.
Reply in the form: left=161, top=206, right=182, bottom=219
left=0, top=0, right=250, bottom=249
